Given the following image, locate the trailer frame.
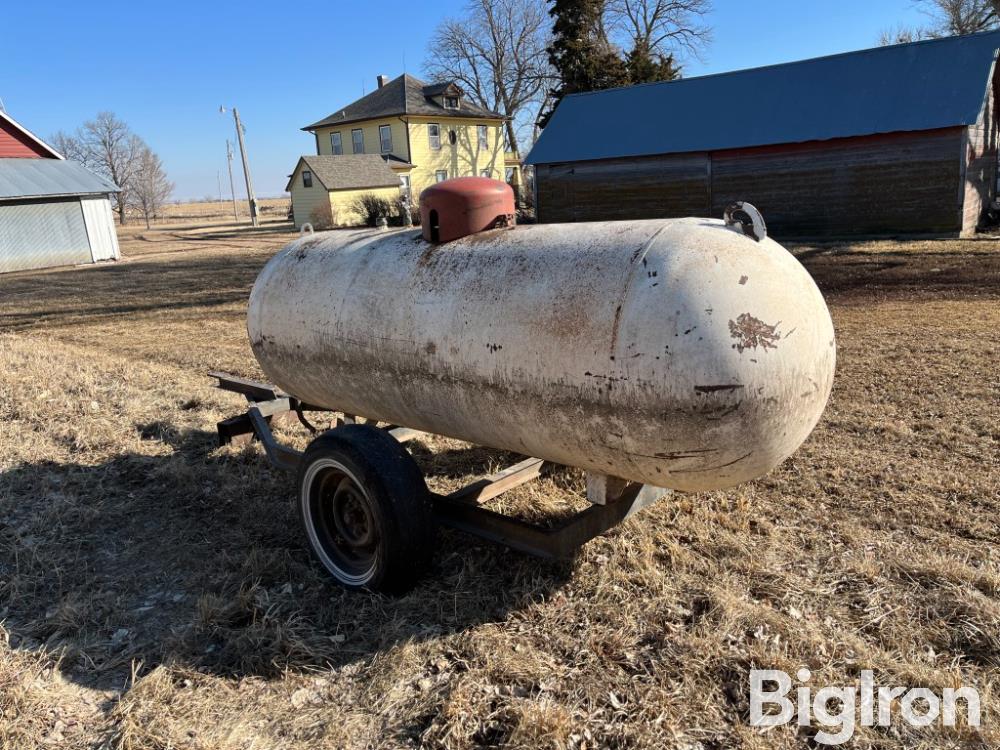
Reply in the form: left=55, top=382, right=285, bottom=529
left=210, top=371, right=668, bottom=561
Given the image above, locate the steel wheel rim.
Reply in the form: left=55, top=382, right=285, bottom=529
left=302, top=458, right=379, bottom=585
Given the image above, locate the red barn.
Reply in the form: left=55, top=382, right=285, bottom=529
left=0, top=110, right=121, bottom=273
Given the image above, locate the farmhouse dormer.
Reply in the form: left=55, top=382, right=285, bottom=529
left=423, top=81, right=464, bottom=110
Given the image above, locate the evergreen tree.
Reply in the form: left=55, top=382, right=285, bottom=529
left=539, top=0, right=692, bottom=127
left=625, top=44, right=681, bottom=85
left=538, top=0, right=628, bottom=127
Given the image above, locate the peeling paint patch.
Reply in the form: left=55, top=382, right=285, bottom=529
left=739, top=275, right=748, bottom=285
left=728, top=313, right=780, bottom=354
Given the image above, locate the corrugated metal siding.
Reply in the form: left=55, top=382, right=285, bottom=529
left=81, top=197, right=120, bottom=261
left=0, top=199, right=93, bottom=273
left=0, top=158, right=118, bottom=200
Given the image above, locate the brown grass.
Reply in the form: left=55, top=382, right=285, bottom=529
left=0, top=225, right=998, bottom=749
left=120, top=198, right=291, bottom=229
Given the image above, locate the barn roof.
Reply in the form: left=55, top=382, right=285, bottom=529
left=526, top=30, right=1000, bottom=165
left=0, top=158, right=119, bottom=200
left=286, top=154, right=401, bottom=192
left=302, top=74, right=503, bottom=131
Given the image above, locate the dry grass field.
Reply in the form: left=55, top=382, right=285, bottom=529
left=122, top=198, right=290, bottom=229
left=1, top=219, right=998, bottom=749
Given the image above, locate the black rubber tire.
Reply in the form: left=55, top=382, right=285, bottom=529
left=296, top=424, right=436, bottom=593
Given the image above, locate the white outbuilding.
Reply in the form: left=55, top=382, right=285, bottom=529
left=0, top=110, right=121, bottom=274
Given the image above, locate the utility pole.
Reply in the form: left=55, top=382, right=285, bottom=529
left=216, top=170, right=223, bottom=204
left=220, top=106, right=259, bottom=227
left=225, top=139, right=239, bottom=221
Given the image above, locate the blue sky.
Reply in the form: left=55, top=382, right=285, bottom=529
left=1, top=0, right=925, bottom=199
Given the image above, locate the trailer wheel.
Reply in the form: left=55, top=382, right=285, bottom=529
left=297, top=424, right=435, bottom=593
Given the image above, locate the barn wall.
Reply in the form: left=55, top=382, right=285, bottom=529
left=535, top=153, right=709, bottom=223
left=535, top=128, right=966, bottom=236
left=0, top=119, right=53, bottom=158
left=711, top=128, right=965, bottom=236
left=962, top=65, right=1000, bottom=235
left=0, top=198, right=93, bottom=274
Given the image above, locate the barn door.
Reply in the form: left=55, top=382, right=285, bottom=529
left=81, top=197, right=121, bottom=261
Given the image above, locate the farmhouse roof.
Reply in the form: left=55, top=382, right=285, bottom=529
left=303, top=74, right=504, bottom=130
left=286, top=154, right=401, bottom=192
left=526, top=30, right=1000, bottom=165
left=0, top=158, right=119, bottom=200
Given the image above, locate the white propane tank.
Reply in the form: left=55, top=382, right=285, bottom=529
left=248, top=217, right=835, bottom=492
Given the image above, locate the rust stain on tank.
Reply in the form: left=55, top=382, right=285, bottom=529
left=728, top=313, right=781, bottom=354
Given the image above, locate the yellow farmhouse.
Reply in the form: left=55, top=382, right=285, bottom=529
left=288, top=74, right=521, bottom=228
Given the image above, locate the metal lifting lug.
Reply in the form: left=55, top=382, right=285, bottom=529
left=724, top=201, right=767, bottom=242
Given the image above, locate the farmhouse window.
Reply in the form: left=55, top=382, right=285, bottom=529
left=400, top=174, right=410, bottom=194
left=477, top=125, right=488, bottom=151
left=505, top=167, right=515, bottom=183
left=330, top=132, right=343, bottom=155
left=480, top=169, right=491, bottom=178
left=444, top=95, right=459, bottom=109
left=379, top=124, right=392, bottom=154
left=302, top=170, right=312, bottom=188
left=435, top=169, right=448, bottom=182
left=428, top=123, right=441, bottom=150
left=352, top=129, right=364, bottom=154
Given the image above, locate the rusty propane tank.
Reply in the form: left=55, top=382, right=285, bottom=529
left=249, top=182, right=835, bottom=492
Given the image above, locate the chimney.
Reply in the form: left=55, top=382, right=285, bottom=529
left=377, top=75, right=387, bottom=89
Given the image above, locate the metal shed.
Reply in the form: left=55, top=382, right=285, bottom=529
left=0, top=158, right=121, bottom=274
left=526, top=31, right=1000, bottom=237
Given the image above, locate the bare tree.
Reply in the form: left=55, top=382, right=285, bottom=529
left=52, top=112, right=144, bottom=224
left=49, top=131, right=89, bottom=165
left=131, top=146, right=174, bottom=229
left=425, top=0, right=554, bottom=155
left=606, top=0, right=711, bottom=61
left=879, top=0, right=1000, bottom=43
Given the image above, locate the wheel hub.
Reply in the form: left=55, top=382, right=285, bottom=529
left=331, top=477, right=375, bottom=547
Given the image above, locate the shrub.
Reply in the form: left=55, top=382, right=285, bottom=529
left=351, top=193, right=395, bottom=227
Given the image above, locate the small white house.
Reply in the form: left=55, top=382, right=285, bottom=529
left=0, top=110, right=120, bottom=274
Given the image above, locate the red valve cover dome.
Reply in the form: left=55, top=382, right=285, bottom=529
left=419, top=177, right=515, bottom=243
